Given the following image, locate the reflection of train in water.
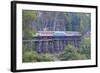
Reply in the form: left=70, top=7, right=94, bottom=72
left=30, top=31, right=81, bottom=53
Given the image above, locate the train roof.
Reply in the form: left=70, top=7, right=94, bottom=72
left=35, top=31, right=81, bottom=36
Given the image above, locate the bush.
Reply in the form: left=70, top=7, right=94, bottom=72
left=23, top=50, right=54, bottom=62
left=22, top=42, right=54, bottom=62
left=59, top=44, right=87, bottom=60
left=80, top=37, right=91, bottom=59
left=23, top=51, right=39, bottom=62
left=37, top=53, right=54, bottom=62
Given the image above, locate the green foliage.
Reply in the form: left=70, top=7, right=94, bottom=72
left=36, top=53, right=55, bottom=62
left=23, top=51, right=39, bottom=62
left=59, top=44, right=87, bottom=60
left=22, top=10, right=37, bottom=39
left=64, top=13, right=73, bottom=31
left=23, top=51, right=54, bottom=62
left=23, top=10, right=37, bottom=25
left=23, top=28, right=37, bottom=39
left=22, top=43, right=55, bottom=62
left=64, top=13, right=91, bottom=33
left=79, top=14, right=91, bottom=34
left=80, top=37, right=91, bottom=59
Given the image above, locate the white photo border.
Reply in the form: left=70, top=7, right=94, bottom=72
left=11, top=1, right=98, bottom=72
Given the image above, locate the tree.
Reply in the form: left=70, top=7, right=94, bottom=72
left=59, top=44, right=87, bottom=60
left=64, top=13, right=73, bottom=31
left=80, top=37, right=91, bottom=59
left=22, top=51, right=55, bottom=62
left=22, top=10, right=37, bottom=39
left=79, top=13, right=91, bottom=34
left=37, top=53, right=55, bottom=62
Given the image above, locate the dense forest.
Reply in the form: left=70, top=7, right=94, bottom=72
left=22, top=10, right=91, bottom=62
